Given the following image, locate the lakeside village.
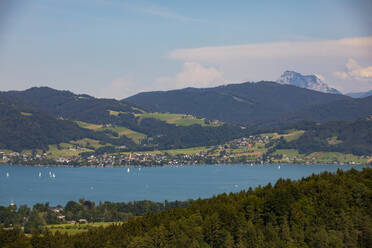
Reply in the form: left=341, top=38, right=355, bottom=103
left=1, top=134, right=370, bottom=167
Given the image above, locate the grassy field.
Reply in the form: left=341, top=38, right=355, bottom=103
left=120, top=146, right=212, bottom=156
left=98, top=126, right=146, bottom=143
left=305, top=152, right=369, bottom=164
left=273, top=149, right=369, bottom=164
left=76, top=121, right=147, bottom=143
left=70, top=138, right=107, bottom=149
left=136, top=112, right=222, bottom=127
left=46, top=144, right=93, bottom=159
left=281, top=130, right=305, bottom=142
left=261, top=130, right=305, bottom=142
left=75, top=121, right=102, bottom=130
left=47, top=222, right=122, bottom=235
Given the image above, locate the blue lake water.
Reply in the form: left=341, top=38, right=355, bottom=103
left=0, top=164, right=370, bottom=207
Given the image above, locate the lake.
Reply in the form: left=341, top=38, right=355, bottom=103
left=0, top=164, right=369, bottom=207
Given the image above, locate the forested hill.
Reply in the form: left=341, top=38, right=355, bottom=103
left=2, top=168, right=371, bottom=247
left=1, top=87, right=144, bottom=125
left=260, top=95, right=372, bottom=128
left=278, top=117, right=372, bottom=155
left=125, top=81, right=349, bottom=124
left=0, top=96, right=93, bottom=151
left=0, top=88, right=248, bottom=152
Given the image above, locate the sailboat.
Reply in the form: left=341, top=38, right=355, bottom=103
left=6, top=172, right=9, bottom=177
left=127, top=168, right=130, bottom=173
left=278, top=165, right=281, bottom=169
left=38, top=172, right=42, bottom=177
left=52, top=173, right=56, bottom=178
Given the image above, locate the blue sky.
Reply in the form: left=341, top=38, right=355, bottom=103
left=0, top=0, right=371, bottom=98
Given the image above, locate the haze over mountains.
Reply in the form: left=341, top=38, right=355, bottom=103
left=347, top=90, right=372, bottom=98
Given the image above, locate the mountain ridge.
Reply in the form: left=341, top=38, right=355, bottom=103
left=125, top=81, right=350, bottom=124
left=277, top=70, right=341, bottom=94
left=347, top=89, right=372, bottom=98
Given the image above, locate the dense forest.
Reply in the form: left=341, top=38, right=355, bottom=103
left=0, top=96, right=93, bottom=152
left=278, top=118, right=372, bottom=155
left=1, top=168, right=371, bottom=247
left=0, top=87, right=143, bottom=125
left=0, top=87, right=249, bottom=152
left=0, top=199, right=193, bottom=233
left=0, top=95, right=140, bottom=152
left=126, top=81, right=350, bottom=124
left=1, top=86, right=372, bottom=156
left=264, top=95, right=372, bottom=128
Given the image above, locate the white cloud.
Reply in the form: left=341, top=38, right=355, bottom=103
left=346, top=58, right=360, bottom=71
left=169, top=37, right=372, bottom=62
left=165, top=36, right=372, bottom=93
left=335, top=58, right=372, bottom=81
left=99, top=76, right=140, bottom=99
left=333, top=71, right=349, bottom=80
left=156, top=62, right=225, bottom=89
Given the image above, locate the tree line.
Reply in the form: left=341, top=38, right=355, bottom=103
left=1, top=168, right=371, bottom=247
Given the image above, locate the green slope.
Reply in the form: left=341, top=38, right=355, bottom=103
left=125, top=81, right=350, bottom=124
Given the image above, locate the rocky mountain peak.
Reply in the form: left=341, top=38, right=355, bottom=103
left=277, top=71, right=341, bottom=94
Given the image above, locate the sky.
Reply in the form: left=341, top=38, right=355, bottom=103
left=0, top=0, right=372, bottom=98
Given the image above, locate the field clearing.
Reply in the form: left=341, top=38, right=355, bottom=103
left=163, top=146, right=212, bottom=155
left=305, top=152, right=369, bottom=163
left=274, top=149, right=302, bottom=157
left=273, top=149, right=369, bottom=164
left=136, top=112, right=182, bottom=122
left=98, top=126, right=146, bottom=143
left=47, top=222, right=122, bottom=235
left=46, top=144, right=93, bottom=158
left=108, top=110, right=120, bottom=116
left=75, top=121, right=102, bottom=130
left=172, top=118, right=205, bottom=126
left=282, top=130, right=305, bottom=142
left=76, top=120, right=147, bottom=143
left=120, top=146, right=212, bottom=156
left=71, top=138, right=106, bottom=149
left=261, top=130, right=305, bottom=142
left=124, top=131, right=147, bottom=144
left=136, top=112, right=222, bottom=127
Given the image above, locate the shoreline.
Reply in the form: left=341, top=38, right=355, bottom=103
left=0, top=161, right=369, bottom=168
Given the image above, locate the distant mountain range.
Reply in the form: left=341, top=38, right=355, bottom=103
left=346, top=90, right=372, bottom=98
left=277, top=70, right=341, bottom=94
left=1, top=81, right=372, bottom=152
left=0, top=87, right=247, bottom=151
left=125, top=81, right=361, bottom=125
